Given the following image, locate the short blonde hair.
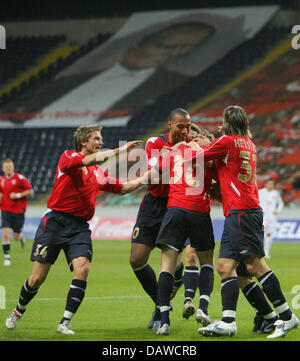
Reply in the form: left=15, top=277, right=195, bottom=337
left=2, top=158, right=14, bottom=166
left=73, top=124, right=102, bottom=152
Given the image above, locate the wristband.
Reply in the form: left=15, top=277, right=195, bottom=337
left=16, top=193, right=21, bottom=199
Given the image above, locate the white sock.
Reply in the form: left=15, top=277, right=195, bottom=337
left=264, top=235, right=272, bottom=255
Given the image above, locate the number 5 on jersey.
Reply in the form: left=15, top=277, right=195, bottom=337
left=238, top=150, right=257, bottom=184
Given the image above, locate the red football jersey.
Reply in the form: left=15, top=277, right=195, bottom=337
left=145, top=133, right=173, bottom=197
left=0, top=173, right=32, bottom=213
left=159, top=145, right=217, bottom=213
left=202, top=135, right=261, bottom=217
left=145, top=133, right=192, bottom=198
left=47, top=150, right=123, bottom=220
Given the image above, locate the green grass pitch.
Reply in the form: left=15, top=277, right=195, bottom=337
left=0, top=239, right=299, bottom=341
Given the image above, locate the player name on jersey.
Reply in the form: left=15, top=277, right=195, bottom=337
left=233, top=138, right=256, bottom=151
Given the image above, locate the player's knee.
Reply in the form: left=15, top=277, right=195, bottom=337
left=129, top=247, right=149, bottom=270
left=244, top=257, right=270, bottom=279
left=72, top=256, right=91, bottom=280
left=129, top=256, right=136, bottom=269
left=216, top=263, right=225, bottom=277
left=238, top=276, right=253, bottom=289
left=75, top=263, right=90, bottom=280
left=129, top=255, right=146, bottom=270
left=81, top=266, right=90, bottom=280
left=217, top=259, right=235, bottom=278
left=13, top=232, right=22, bottom=241
left=185, top=252, right=198, bottom=266
left=2, top=231, right=10, bottom=242
left=29, top=274, right=47, bottom=288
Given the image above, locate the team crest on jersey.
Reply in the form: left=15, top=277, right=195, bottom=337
left=12, top=180, right=16, bottom=185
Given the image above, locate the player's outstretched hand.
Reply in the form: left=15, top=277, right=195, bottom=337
left=186, top=141, right=201, bottom=150
left=120, top=140, right=143, bottom=152
left=195, top=136, right=211, bottom=147
left=171, top=141, right=187, bottom=150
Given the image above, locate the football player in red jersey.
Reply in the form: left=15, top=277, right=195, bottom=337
left=174, top=126, right=279, bottom=334
left=152, top=130, right=216, bottom=335
left=175, top=126, right=216, bottom=324
left=0, top=158, right=33, bottom=266
left=168, top=126, right=279, bottom=335
left=129, top=108, right=192, bottom=331
left=5, top=125, right=147, bottom=335
left=198, top=105, right=298, bottom=338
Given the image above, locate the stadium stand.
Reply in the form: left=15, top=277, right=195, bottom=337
left=0, top=32, right=111, bottom=110
left=121, top=26, right=289, bottom=138
left=0, top=13, right=298, bottom=206
left=0, top=35, right=65, bottom=86
left=189, top=38, right=300, bottom=206
left=0, top=35, right=68, bottom=106
left=96, top=25, right=300, bottom=207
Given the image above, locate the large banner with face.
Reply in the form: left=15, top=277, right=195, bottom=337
left=1, top=6, right=279, bottom=128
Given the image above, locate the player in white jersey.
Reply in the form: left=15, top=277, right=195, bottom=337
left=259, top=179, right=284, bottom=258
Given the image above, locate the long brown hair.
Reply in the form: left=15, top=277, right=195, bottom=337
left=219, top=105, right=252, bottom=139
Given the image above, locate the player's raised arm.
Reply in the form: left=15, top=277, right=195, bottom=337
left=185, top=135, right=228, bottom=164
left=119, top=170, right=150, bottom=195
left=59, top=125, right=142, bottom=171
left=83, top=140, right=142, bottom=167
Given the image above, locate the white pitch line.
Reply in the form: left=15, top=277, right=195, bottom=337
left=5, top=292, right=294, bottom=303
left=5, top=295, right=147, bottom=302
